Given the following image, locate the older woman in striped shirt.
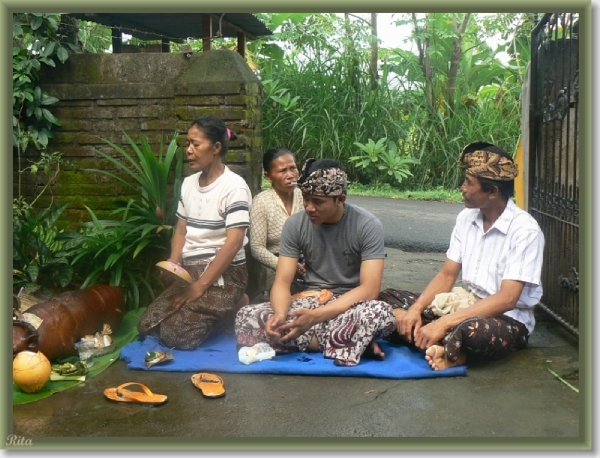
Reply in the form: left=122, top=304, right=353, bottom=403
left=138, top=115, right=252, bottom=350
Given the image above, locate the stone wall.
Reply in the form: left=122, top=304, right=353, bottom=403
left=15, top=49, right=263, bottom=225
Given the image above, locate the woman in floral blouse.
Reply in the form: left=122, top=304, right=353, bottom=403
left=249, top=148, right=304, bottom=297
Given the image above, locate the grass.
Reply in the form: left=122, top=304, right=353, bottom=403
left=261, top=178, right=463, bottom=203
left=347, top=182, right=462, bottom=203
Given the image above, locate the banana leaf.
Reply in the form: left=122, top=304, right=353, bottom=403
left=13, top=307, right=145, bottom=405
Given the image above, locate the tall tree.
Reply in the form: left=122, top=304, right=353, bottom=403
left=369, top=13, right=379, bottom=91
left=446, top=13, right=471, bottom=112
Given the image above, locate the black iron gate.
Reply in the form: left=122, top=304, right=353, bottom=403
left=529, top=13, right=579, bottom=336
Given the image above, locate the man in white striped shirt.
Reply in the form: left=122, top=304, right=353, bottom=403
left=395, top=141, right=545, bottom=370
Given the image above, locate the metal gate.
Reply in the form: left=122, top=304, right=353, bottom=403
left=529, top=13, right=579, bottom=336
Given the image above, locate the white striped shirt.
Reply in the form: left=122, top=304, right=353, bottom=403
left=446, top=199, right=545, bottom=333
left=177, top=166, right=252, bottom=265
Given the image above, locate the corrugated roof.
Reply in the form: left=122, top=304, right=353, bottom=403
left=68, top=13, right=272, bottom=42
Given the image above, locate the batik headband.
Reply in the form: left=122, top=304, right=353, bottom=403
left=298, top=158, right=348, bottom=196
left=458, top=143, right=519, bottom=181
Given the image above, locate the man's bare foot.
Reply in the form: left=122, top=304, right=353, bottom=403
left=363, top=340, right=386, bottom=360
left=306, top=335, right=320, bottom=352
left=425, top=345, right=466, bottom=371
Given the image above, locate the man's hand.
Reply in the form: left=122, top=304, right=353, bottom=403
left=396, top=307, right=423, bottom=344
left=265, top=313, right=287, bottom=341
left=278, top=308, right=316, bottom=343
left=295, top=261, right=306, bottom=279
left=414, top=319, right=448, bottom=351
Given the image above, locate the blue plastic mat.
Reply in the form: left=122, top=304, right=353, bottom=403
left=120, top=333, right=467, bottom=379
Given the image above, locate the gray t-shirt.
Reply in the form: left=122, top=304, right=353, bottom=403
left=279, top=203, right=385, bottom=294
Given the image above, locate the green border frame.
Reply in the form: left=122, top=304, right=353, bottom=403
left=2, top=0, right=594, bottom=452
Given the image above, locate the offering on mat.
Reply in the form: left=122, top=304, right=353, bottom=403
left=145, top=350, right=174, bottom=368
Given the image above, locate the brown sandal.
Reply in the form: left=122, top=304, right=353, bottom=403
left=104, top=382, right=168, bottom=405
left=191, top=373, right=226, bottom=398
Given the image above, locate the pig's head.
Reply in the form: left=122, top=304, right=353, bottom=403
left=13, top=320, right=40, bottom=358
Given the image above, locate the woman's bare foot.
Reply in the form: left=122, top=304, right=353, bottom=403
left=363, top=340, right=386, bottom=360
left=425, top=345, right=466, bottom=371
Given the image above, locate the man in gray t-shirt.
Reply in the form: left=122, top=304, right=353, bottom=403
left=235, top=158, right=395, bottom=366
left=279, top=201, right=385, bottom=294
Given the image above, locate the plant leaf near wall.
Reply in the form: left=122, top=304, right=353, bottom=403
left=86, top=131, right=183, bottom=231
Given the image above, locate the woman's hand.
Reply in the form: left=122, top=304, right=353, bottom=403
left=169, top=282, right=205, bottom=311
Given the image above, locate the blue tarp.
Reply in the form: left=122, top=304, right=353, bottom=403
left=120, top=333, right=467, bottom=379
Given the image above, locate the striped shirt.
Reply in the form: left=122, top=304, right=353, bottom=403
left=176, top=166, right=252, bottom=265
left=446, top=199, right=545, bottom=333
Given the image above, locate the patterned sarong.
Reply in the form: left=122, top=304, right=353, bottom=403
left=138, top=262, right=247, bottom=350
left=235, top=295, right=395, bottom=366
left=379, top=288, right=529, bottom=363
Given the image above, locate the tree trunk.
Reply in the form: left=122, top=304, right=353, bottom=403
left=369, top=13, right=379, bottom=91
left=344, top=13, right=362, bottom=109
left=412, top=13, right=434, bottom=114
left=446, top=13, right=471, bottom=114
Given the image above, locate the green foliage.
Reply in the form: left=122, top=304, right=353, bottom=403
left=252, top=12, right=527, bottom=191
left=12, top=201, right=75, bottom=294
left=68, top=132, right=184, bottom=309
left=86, top=131, right=183, bottom=228
left=351, top=138, right=420, bottom=186
left=13, top=13, right=74, bottom=152
left=376, top=141, right=421, bottom=185
left=76, top=20, right=112, bottom=53
left=66, top=201, right=166, bottom=310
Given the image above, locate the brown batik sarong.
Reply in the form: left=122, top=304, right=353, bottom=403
left=138, top=262, right=247, bottom=350
left=438, top=314, right=529, bottom=363
left=235, top=295, right=396, bottom=366
left=379, top=288, right=530, bottom=363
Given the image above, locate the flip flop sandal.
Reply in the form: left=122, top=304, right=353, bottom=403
left=104, top=382, right=168, bottom=405
left=191, top=373, right=226, bottom=398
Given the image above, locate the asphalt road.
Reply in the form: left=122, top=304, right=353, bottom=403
left=346, top=195, right=464, bottom=252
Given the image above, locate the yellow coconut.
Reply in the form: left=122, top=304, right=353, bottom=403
left=13, top=351, right=51, bottom=393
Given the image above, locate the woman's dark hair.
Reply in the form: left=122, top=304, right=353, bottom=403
left=189, top=115, right=237, bottom=157
left=466, top=142, right=515, bottom=199
left=263, top=148, right=294, bottom=173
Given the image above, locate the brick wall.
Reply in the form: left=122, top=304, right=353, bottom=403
left=15, top=49, right=263, bottom=226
